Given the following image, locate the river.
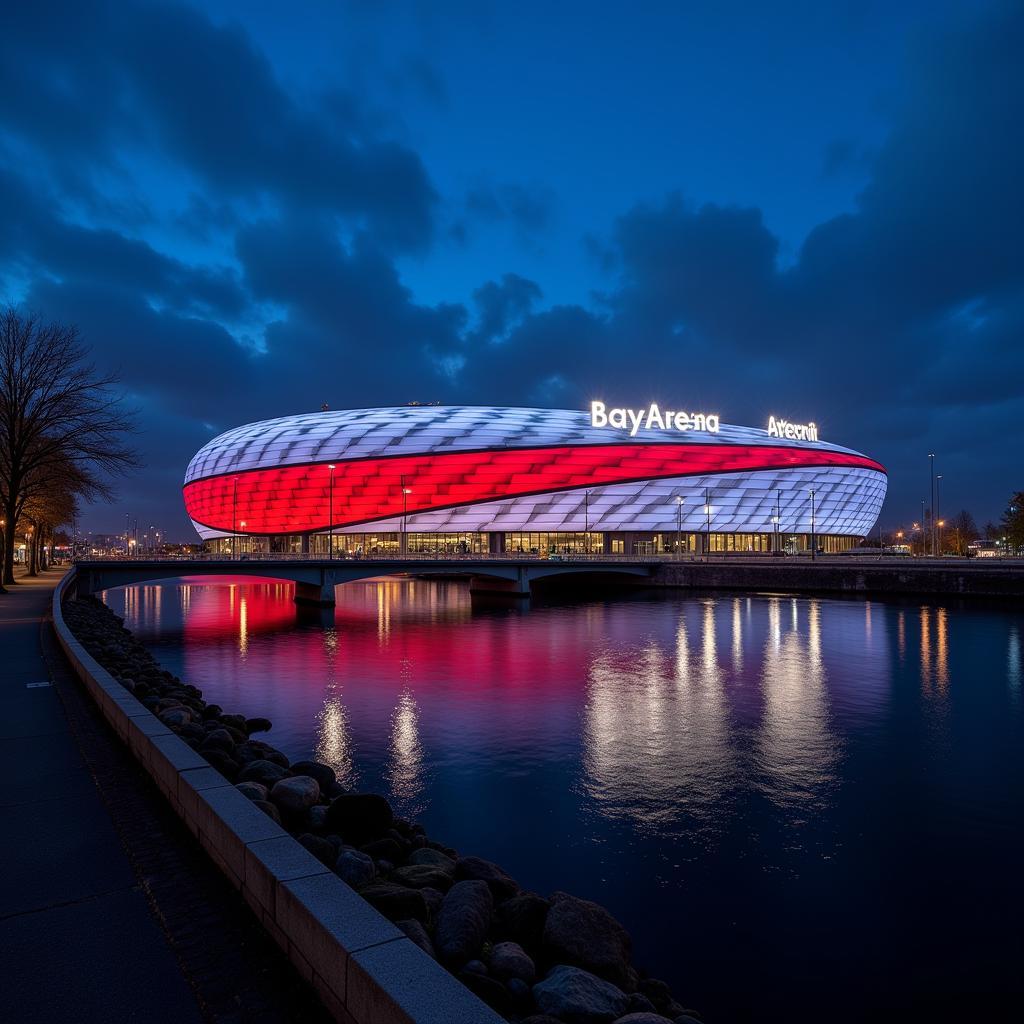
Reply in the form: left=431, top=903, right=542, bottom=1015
left=104, top=578, right=1024, bottom=1022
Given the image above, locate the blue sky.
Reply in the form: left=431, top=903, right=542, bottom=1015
left=1, top=0, right=1020, bottom=538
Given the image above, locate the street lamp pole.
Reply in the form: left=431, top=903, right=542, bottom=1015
left=125, top=513, right=130, bottom=557
left=675, top=495, right=683, bottom=559
left=328, top=464, right=336, bottom=560
left=704, top=487, right=711, bottom=560
left=936, top=474, right=942, bottom=551
left=585, top=489, right=590, bottom=554
left=928, top=453, right=935, bottom=555
left=400, top=475, right=412, bottom=555
left=232, top=477, right=239, bottom=560
left=809, top=489, right=816, bottom=561
left=775, top=488, right=782, bottom=553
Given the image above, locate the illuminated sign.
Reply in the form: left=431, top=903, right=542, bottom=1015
left=590, top=401, right=720, bottom=436
left=767, top=416, right=818, bottom=442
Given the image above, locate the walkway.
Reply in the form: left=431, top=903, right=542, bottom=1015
left=0, top=570, right=329, bottom=1023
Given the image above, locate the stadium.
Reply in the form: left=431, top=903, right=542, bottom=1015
left=183, top=404, right=886, bottom=556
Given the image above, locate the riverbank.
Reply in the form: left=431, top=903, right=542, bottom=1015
left=61, top=586, right=703, bottom=1024
left=645, top=559, right=1024, bottom=599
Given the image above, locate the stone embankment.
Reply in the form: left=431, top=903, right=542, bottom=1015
left=64, top=594, right=702, bottom=1024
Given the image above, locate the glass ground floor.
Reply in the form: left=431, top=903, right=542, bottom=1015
left=206, top=530, right=860, bottom=556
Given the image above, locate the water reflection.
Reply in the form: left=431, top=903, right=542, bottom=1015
left=103, top=578, right=1024, bottom=1024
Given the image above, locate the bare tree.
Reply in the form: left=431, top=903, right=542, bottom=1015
left=0, top=308, right=138, bottom=586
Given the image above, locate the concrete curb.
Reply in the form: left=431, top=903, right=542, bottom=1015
left=52, top=570, right=503, bottom=1024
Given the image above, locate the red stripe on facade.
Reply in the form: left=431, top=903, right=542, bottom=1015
left=182, top=444, right=886, bottom=535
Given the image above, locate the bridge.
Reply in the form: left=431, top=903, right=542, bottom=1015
left=72, top=555, right=660, bottom=605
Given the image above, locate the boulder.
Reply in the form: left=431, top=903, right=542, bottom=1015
left=270, top=776, right=320, bottom=814
left=238, top=759, right=291, bottom=787
left=533, top=965, right=630, bottom=1024
left=507, top=977, right=532, bottom=1005
left=495, top=892, right=550, bottom=951
left=463, top=959, right=488, bottom=976
left=202, top=749, right=240, bottom=780
left=324, top=792, right=394, bottom=844
left=252, top=799, right=281, bottom=824
left=636, top=979, right=671, bottom=1011
left=542, top=892, right=632, bottom=987
left=235, top=781, right=268, bottom=802
left=159, top=707, right=193, bottom=728
left=360, top=837, right=404, bottom=863
left=335, top=848, right=376, bottom=889
left=200, top=727, right=236, bottom=753
left=245, top=716, right=273, bottom=734
left=490, top=940, right=536, bottom=983
left=455, top=856, right=519, bottom=902
left=434, top=880, right=493, bottom=965
left=397, top=918, right=436, bottom=959
left=420, top=886, right=445, bottom=921
left=297, top=833, right=337, bottom=868
left=289, top=759, right=336, bottom=791
left=612, top=1014, right=674, bottom=1024
left=305, top=805, right=329, bottom=832
left=359, top=882, right=429, bottom=923
left=458, top=970, right=513, bottom=1016
left=390, top=864, right=454, bottom=891
left=408, top=847, right=456, bottom=873
left=625, top=993, right=659, bottom=1014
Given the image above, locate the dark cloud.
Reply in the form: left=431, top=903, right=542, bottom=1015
left=1, top=0, right=1022, bottom=535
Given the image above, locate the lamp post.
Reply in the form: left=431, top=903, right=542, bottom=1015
left=937, top=519, right=945, bottom=556
left=0, top=517, right=5, bottom=581
left=704, top=487, right=711, bottom=560
left=232, top=476, right=239, bottom=560
left=809, top=489, right=816, bottom=561
left=585, top=489, right=591, bottom=555
left=774, top=488, right=782, bottom=553
left=675, top=495, right=683, bottom=559
left=328, top=464, right=336, bottom=560
left=928, top=454, right=935, bottom=555
left=239, top=522, right=246, bottom=557
left=125, top=512, right=130, bottom=558
left=400, top=475, right=412, bottom=555
left=936, top=474, right=942, bottom=549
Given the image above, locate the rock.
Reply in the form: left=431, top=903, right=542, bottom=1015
left=533, top=965, right=630, bottom=1024
left=407, top=847, right=456, bottom=873
left=289, top=759, right=336, bottom=791
left=434, top=880, right=493, bottom=965
left=159, top=707, right=193, bottom=728
left=420, top=886, right=445, bottom=920
left=542, top=892, right=631, bottom=988
left=507, top=977, right=532, bottom=1004
left=359, top=837, right=404, bottom=863
left=259, top=747, right=290, bottom=769
left=636, top=979, right=671, bottom=1011
left=495, top=892, right=550, bottom=951
left=252, top=799, right=281, bottom=824
left=233, top=742, right=267, bottom=765
left=324, top=792, right=394, bottom=844
left=463, top=959, right=489, bottom=976
left=238, top=759, right=291, bottom=787
left=245, top=716, right=273, bottom=734
left=200, top=727, right=236, bottom=753
left=390, top=864, right=454, bottom=891
left=625, top=993, right=658, bottom=1014
left=235, top=781, right=268, bottom=802
left=397, top=918, right=436, bottom=959
left=297, top=833, right=337, bottom=868
left=359, top=882, right=429, bottom=923
left=201, top=704, right=223, bottom=719
left=305, top=805, right=328, bottom=832
left=270, top=776, right=320, bottom=815
left=334, top=848, right=376, bottom=889
left=612, top=1014, right=674, bottom=1024
left=202, top=749, right=239, bottom=780
left=458, top=970, right=513, bottom=1016
left=455, top=856, right=519, bottom=902
left=220, top=713, right=247, bottom=732
left=490, top=940, right=536, bottom=983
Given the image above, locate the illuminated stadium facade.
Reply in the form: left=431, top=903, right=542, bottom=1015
left=183, top=405, right=886, bottom=556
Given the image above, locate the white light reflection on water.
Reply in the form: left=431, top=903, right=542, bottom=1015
left=385, top=687, right=427, bottom=816
left=581, top=599, right=735, bottom=835
left=757, top=598, right=841, bottom=814
left=314, top=622, right=358, bottom=789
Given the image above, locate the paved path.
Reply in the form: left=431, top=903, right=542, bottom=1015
left=0, top=570, right=329, bottom=1023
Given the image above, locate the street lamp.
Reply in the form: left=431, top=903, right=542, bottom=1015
left=928, top=454, right=936, bottom=555
left=328, top=464, right=336, bottom=560
left=400, top=475, right=412, bottom=555
left=232, top=476, right=239, bottom=560
left=809, top=489, right=816, bottom=561
left=704, top=487, right=712, bottom=559
left=239, top=522, right=246, bottom=557
left=773, top=488, right=782, bottom=553
left=585, top=489, right=591, bottom=555
left=937, top=518, right=945, bottom=555
left=673, top=494, right=683, bottom=558
left=936, top=474, right=943, bottom=548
